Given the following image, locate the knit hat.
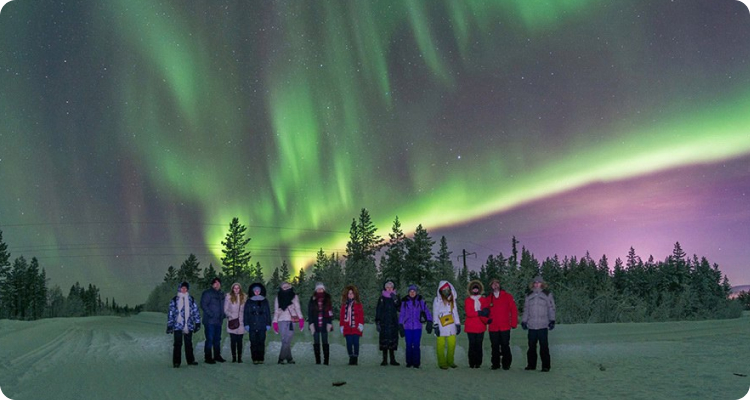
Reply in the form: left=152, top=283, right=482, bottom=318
left=179, top=281, right=189, bottom=290
left=408, top=284, right=418, bottom=293
left=315, top=282, right=326, bottom=291
left=533, top=276, right=544, bottom=283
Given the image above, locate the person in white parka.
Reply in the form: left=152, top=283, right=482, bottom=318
left=432, top=280, right=461, bottom=369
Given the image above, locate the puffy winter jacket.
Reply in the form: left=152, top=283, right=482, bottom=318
left=167, top=293, right=201, bottom=333
left=522, top=289, right=556, bottom=330
left=307, top=292, right=334, bottom=332
left=399, top=294, right=432, bottom=330
left=486, top=290, right=518, bottom=332
left=244, top=295, right=272, bottom=332
left=200, top=288, right=225, bottom=326
left=464, top=296, right=490, bottom=333
left=432, top=281, right=461, bottom=336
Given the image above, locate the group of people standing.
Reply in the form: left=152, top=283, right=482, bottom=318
left=165, top=276, right=556, bottom=371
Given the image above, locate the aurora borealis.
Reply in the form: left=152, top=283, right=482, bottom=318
left=1, top=0, right=749, bottom=305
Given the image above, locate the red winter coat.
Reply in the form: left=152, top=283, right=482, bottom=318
left=464, top=296, right=490, bottom=333
left=340, top=301, right=364, bottom=336
left=485, top=290, right=518, bottom=332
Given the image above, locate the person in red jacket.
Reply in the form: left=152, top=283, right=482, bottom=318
left=486, top=279, right=518, bottom=370
left=464, top=280, right=490, bottom=368
left=340, top=285, right=365, bottom=366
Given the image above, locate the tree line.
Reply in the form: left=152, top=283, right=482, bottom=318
left=146, top=210, right=744, bottom=323
left=0, top=230, right=142, bottom=320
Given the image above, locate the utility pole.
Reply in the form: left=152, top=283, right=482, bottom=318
left=457, top=249, right=476, bottom=285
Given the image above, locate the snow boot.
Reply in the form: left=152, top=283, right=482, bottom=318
left=323, top=344, right=330, bottom=365
left=389, top=349, right=400, bottom=366
left=237, top=346, right=243, bottom=363
left=381, top=350, right=388, bottom=366
left=314, top=344, right=322, bottom=365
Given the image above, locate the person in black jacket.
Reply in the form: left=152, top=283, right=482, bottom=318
left=201, top=277, right=226, bottom=364
left=307, top=282, right=334, bottom=365
left=375, top=280, right=401, bottom=366
left=243, top=282, right=272, bottom=364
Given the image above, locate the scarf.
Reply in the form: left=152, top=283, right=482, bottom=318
left=316, top=292, right=326, bottom=327
left=470, top=294, right=482, bottom=311
left=177, top=292, right=190, bottom=333
left=277, top=287, right=295, bottom=310
left=345, top=299, right=356, bottom=328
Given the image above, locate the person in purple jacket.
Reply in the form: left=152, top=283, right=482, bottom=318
left=399, top=284, right=433, bottom=368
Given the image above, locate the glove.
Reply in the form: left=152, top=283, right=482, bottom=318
left=399, top=324, right=405, bottom=338
left=266, top=325, right=271, bottom=331
left=425, top=323, right=433, bottom=335
left=340, top=326, right=344, bottom=335
left=327, top=323, right=333, bottom=332
left=376, top=322, right=381, bottom=332
left=194, top=323, right=201, bottom=333
left=166, top=327, right=174, bottom=334
left=433, top=324, right=440, bottom=337
left=299, top=318, right=305, bottom=331
left=549, top=321, right=555, bottom=331
left=521, top=322, right=528, bottom=330
left=455, top=324, right=461, bottom=335
left=244, top=325, right=250, bottom=332
left=273, top=322, right=279, bottom=334
left=358, top=323, right=364, bottom=333
left=478, top=308, right=490, bottom=317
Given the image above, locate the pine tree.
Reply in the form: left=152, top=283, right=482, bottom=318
left=220, top=217, right=252, bottom=281
left=268, top=267, right=281, bottom=294
left=163, top=266, right=178, bottom=283
left=380, top=216, right=407, bottom=289
left=344, top=208, right=382, bottom=320
left=178, top=254, right=202, bottom=283
left=202, top=264, right=219, bottom=289
left=403, top=224, right=435, bottom=290
left=251, top=262, right=264, bottom=283
left=435, top=236, right=455, bottom=284
left=279, top=260, right=291, bottom=283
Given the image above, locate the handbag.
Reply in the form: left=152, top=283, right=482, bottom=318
left=439, top=313, right=455, bottom=327
left=289, top=307, right=300, bottom=323
left=228, top=302, right=241, bottom=330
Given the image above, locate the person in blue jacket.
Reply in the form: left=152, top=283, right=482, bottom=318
left=201, top=277, right=226, bottom=364
left=166, top=282, right=201, bottom=368
left=399, top=284, right=433, bottom=368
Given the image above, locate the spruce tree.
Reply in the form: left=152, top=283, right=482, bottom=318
left=380, top=216, right=407, bottom=289
left=344, top=208, right=382, bottom=320
left=178, top=254, right=202, bottom=283
left=251, top=262, right=264, bottom=283
left=435, top=236, right=455, bottom=290
left=163, top=266, right=178, bottom=283
left=279, top=260, right=291, bottom=283
left=220, top=217, right=252, bottom=281
left=403, top=224, right=435, bottom=289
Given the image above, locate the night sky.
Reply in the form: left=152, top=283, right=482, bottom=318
left=1, top=0, right=749, bottom=306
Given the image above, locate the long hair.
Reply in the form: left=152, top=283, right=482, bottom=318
left=341, top=284, right=361, bottom=304
left=229, top=282, right=246, bottom=304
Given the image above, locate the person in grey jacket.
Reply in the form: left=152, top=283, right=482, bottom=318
left=522, top=276, right=556, bottom=372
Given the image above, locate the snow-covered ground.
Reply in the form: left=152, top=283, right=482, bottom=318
left=1, top=312, right=748, bottom=400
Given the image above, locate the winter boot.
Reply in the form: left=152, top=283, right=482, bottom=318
left=348, top=356, right=355, bottom=365
left=322, top=344, right=330, bottom=365
left=381, top=350, right=388, bottom=366
left=237, top=346, right=243, bottom=363
left=314, top=344, right=322, bottom=365
left=389, top=349, right=400, bottom=366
